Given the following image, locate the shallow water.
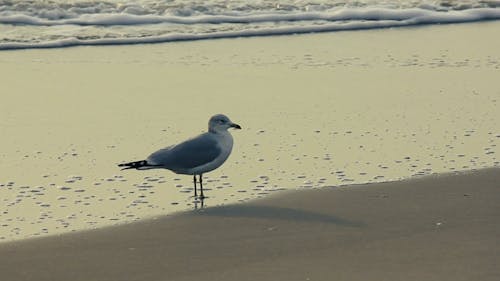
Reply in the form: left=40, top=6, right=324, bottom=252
left=0, top=22, right=499, bottom=241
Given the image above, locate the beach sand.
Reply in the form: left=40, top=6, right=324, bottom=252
left=0, top=21, right=499, bottom=242
left=0, top=20, right=499, bottom=280
left=0, top=168, right=498, bottom=281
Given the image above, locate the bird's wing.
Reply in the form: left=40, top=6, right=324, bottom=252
left=147, top=133, right=221, bottom=171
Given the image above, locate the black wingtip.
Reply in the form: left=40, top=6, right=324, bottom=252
left=118, top=160, right=148, bottom=170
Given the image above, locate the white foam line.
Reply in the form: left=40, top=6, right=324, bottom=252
left=1, top=10, right=499, bottom=50
left=0, top=9, right=425, bottom=26
left=0, top=8, right=499, bottom=26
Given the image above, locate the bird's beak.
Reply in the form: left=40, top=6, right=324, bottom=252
left=230, top=123, right=242, bottom=130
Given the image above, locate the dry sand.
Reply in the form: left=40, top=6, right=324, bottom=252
left=0, top=168, right=498, bottom=281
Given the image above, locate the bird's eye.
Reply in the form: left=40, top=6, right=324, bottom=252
left=219, top=119, right=226, bottom=124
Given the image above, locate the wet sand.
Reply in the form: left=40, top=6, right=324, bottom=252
left=1, top=21, right=499, bottom=242
left=1, top=18, right=499, bottom=281
left=0, top=168, right=498, bottom=281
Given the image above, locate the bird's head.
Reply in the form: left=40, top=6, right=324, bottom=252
left=209, top=114, right=241, bottom=133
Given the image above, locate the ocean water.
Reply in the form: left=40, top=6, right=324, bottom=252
left=1, top=0, right=499, bottom=50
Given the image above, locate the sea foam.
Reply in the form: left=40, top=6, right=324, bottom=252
left=0, top=0, right=499, bottom=50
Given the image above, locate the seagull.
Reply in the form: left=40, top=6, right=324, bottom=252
left=118, top=114, right=241, bottom=198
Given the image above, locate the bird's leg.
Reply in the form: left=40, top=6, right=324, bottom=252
left=199, top=174, right=204, bottom=198
left=193, top=175, right=198, bottom=198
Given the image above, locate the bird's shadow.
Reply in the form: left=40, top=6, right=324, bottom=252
left=194, top=203, right=363, bottom=227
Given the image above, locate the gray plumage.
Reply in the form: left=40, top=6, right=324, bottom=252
left=118, top=114, right=241, bottom=198
left=146, top=133, right=221, bottom=174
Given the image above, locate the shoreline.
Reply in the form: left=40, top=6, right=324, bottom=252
left=0, top=19, right=498, bottom=51
left=1, top=167, right=499, bottom=281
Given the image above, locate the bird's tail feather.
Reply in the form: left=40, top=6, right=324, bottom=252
left=118, top=160, right=156, bottom=170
